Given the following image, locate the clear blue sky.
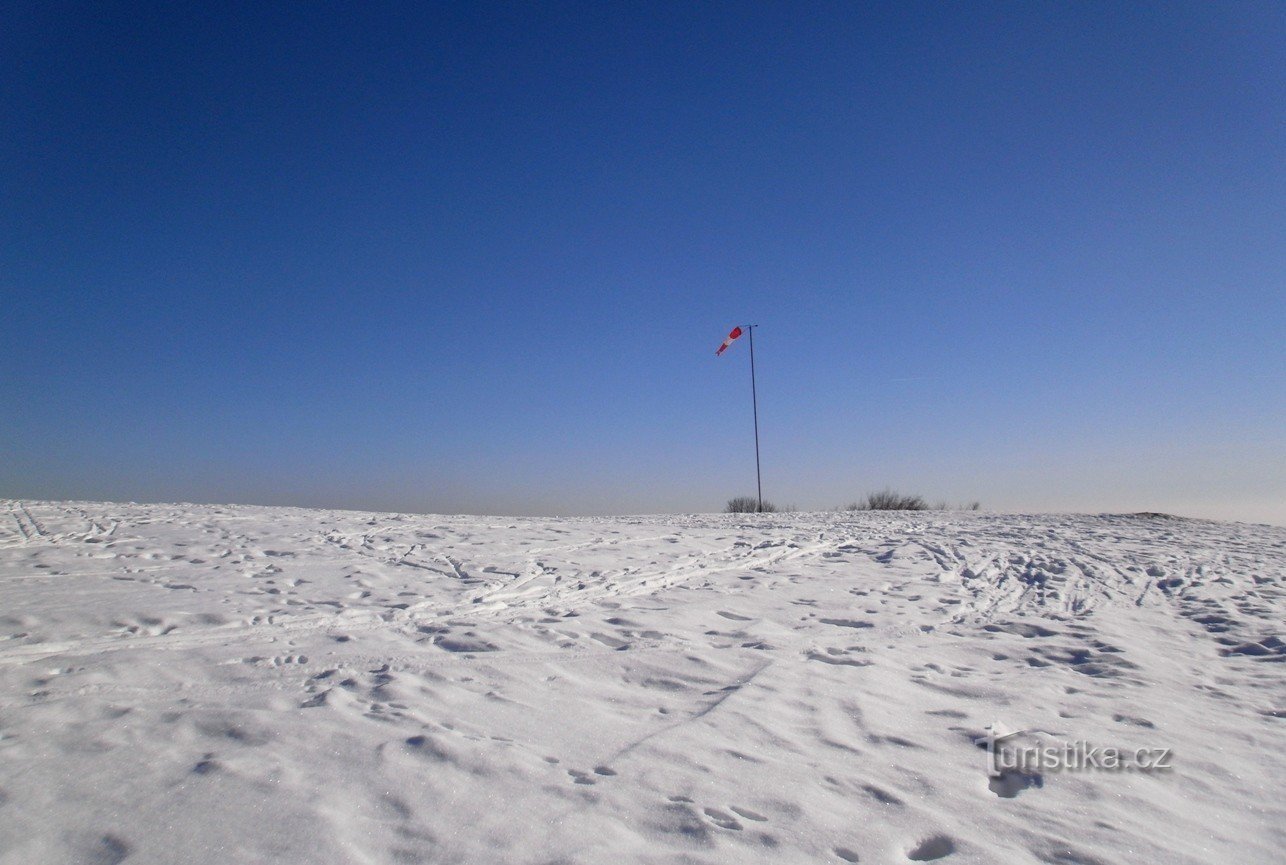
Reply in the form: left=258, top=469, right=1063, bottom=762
left=3, top=2, right=1283, bottom=523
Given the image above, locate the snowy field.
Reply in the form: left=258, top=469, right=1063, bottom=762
left=0, top=500, right=1282, bottom=865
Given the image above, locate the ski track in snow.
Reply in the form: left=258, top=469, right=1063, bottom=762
left=0, top=500, right=1283, bottom=864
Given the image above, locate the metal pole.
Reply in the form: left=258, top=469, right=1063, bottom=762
left=748, top=325, right=763, bottom=512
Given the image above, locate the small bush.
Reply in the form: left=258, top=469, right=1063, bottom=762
left=847, top=489, right=929, bottom=511
left=846, top=493, right=981, bottom=511
left=726, top=496, right=778, bottom=514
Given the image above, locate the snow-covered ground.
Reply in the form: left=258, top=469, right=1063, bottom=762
left=0, top=501, right=1282, bottom=864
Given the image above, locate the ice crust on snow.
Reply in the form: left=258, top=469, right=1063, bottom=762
left=0, top=501, right=1283, bottom=863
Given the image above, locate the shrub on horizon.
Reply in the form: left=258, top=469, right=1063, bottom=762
left=726, top=496, right=778, bottom=514
left=846, top=489, right=929, bottom=511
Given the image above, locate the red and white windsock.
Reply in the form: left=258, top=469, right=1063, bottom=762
left=715, top=326, right=743, bottom=356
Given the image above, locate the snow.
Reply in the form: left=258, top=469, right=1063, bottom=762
left=1, top=500, right=1282, bottom=864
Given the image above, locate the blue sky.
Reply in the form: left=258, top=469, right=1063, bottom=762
left=3, top=2, right=1283, bottom=523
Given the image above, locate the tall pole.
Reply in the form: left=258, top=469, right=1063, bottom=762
left=748, top=324, right=763, bottom=512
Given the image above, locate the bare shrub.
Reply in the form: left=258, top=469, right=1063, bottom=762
left=726, top=496, right=778, bottom=514
left=845, top=492, right=980, bottom=512
left=847, top=489, right=929, bottom=511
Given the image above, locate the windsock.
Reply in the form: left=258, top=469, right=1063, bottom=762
left=715, top=326, right=743, bottom=356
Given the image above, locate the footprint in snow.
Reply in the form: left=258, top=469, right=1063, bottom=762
left=907, top=835, right=957, bottom=860
left=807, top=649, right=873, bottom=667
left=730, top=805, right=768, bottom=822
left=819, top=617, right=874, bottom=629
left=703, top=807, right=742, bottom=830
left=589, top=632, right=630, bottom=650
